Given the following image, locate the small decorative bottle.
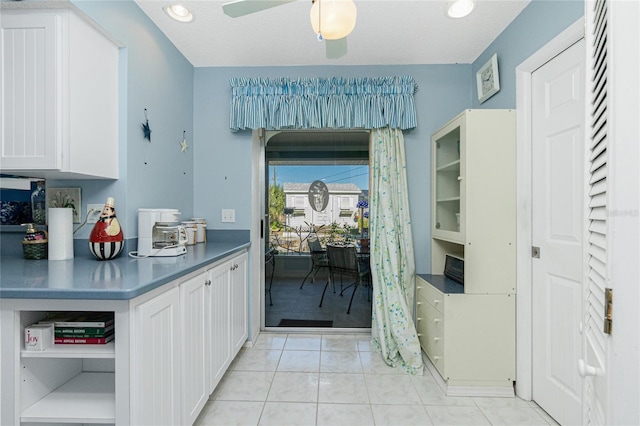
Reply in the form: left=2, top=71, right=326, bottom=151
left=30, top=181, right=46, bottom=224
left=89, top=197, right=124, bottom=260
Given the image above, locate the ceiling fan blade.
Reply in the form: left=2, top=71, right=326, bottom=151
left=222, top=0, right=296, bottom=18
left=325, top=38, right=348, bottom=59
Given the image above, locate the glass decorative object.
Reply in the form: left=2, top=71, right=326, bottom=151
left=30, top=181, right=46, bottom=224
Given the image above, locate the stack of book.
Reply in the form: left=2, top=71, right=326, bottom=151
left=39, top=312, right=115, bottom=345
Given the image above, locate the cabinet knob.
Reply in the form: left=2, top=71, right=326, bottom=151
left=457, top=176, right=463, bottom=181
left=205, top=279, right=211, bottom=286
left=434, top=318, right=440, bottom=324
left=434, top=337, right=440, bottom=342
left=434, top=299, right=440, bottom=305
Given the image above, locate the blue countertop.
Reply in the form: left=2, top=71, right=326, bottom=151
left=0, top=231, right=250, bottom=300
left=417, top=273, right=464, bottom=294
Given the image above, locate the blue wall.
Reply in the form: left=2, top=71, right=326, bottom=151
left=472, top=0, right=584, bottom=109
left=50, top=1, right=194, bottom=239
left=193, top=65, right=471, bottom=274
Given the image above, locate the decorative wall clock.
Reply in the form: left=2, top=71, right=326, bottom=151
left=476, top=53, right=500, bottom=103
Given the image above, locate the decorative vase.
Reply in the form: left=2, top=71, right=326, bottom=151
left=89, top=197, right=124, bottom=260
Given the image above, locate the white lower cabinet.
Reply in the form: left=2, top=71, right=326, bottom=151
left=181, top=272, right=210, bottom=425
left=230, top=253, right=248, bottom=356
left=134, top=250, right=249, bottom=426
left=416, top=275, right=515, bottom=396
left=0, top=249, right=248, bottom=426
left=208, top=260, right=232, bottom=393
left=132, top=286, right=181, bottom=426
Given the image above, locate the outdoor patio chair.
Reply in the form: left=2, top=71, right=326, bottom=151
left=321, top=243, right=370, bottom=314
left=300, top=235, right=329, bottom=289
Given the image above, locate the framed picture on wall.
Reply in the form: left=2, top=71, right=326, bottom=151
left=476, top=53, right=500, bottom=103
left=46, top=188, right=82, bottom=223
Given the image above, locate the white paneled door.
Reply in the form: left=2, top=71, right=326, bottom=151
left=531, top=39, right=585, bottom=426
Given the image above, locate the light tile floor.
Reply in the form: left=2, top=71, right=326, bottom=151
left=195, top=333, right=559, bottom=426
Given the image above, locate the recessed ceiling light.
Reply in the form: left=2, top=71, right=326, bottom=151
left=165, top=4, right=193, bottom=23
left=447, top=0, right=475, bottom=18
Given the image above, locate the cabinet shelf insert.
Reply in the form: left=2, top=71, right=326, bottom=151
left=20, top=372, right=115, bottom=423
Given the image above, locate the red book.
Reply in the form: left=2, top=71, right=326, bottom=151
left=55, top=334, right=114, bottom=345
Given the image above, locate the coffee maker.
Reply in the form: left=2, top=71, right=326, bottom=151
left=137, top=208, right=187, bottom=257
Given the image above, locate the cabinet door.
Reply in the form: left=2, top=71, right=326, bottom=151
left=133, top=287, right=181, bottom=426
left=432, top=114, right=465, bottom=243
left=180, top=273, right=209, bottom=425
left=208, top=261, right=231, bottom=393
left=230, top=252, right=248, bottom=355
left=1, top=12, right=59, bottom=170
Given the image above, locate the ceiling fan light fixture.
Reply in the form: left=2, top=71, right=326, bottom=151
left=447, top=0, right=474, bottom=18
left=310, top=0, right=357, bottom=40
left=165, top=4, right=194, bottom=23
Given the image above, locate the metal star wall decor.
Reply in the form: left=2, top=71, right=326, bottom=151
left=179, top=131, right=189, bottom=153
left=141, top=108, right=151, bottom=142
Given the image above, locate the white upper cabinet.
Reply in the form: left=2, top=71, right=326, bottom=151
left=431, top=109, right=517, bottom=294
left=1, top=7, right=119, bottom=179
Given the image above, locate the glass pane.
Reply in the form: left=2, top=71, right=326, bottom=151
left=268, top=164, right=369, bottom=253
left=434, top=127, right=461, bottom=233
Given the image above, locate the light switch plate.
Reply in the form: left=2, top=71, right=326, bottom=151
left=221, top=209, right=236, bottom=223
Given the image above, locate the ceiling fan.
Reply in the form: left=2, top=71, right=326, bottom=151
left=222, top=0, right=357, bottom=59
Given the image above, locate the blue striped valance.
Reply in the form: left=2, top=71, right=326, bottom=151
left=229, top=76, right=418, bottom=131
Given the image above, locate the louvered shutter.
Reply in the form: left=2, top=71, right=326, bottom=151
left=584, top=0, right=608, bottom=424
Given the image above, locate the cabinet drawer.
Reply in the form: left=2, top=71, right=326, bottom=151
left=416, top=298, right=445, bottom=374
left=416, top=281, right=445, bottom=313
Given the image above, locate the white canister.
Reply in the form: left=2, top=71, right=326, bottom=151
left=186, top=227, right=196, bottom=245
left=195, top=223, right=206, bottom=243
left=190, top=218, right=207, bottom=243
left=48, top=208, right=74, bottom=260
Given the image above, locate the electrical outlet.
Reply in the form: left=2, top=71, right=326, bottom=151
left=86, top=204, right=104, bottom=224
left=221, top=209, right=235, bottom=223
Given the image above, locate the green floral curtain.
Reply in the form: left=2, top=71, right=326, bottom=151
left=370, top=127, right=423, bottom=375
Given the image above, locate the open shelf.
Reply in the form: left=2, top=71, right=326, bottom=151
left=436, top=159, right=460, bottom=172
left=436, top=196, right=461, bottom=203
left=21, top=372, right=115, bottom=423
left=21, top=341, right=115, bottom=359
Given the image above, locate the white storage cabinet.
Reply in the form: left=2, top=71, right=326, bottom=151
left=418, top=109, right=517, bottom=396
left=0, top=7, right=119, bottom=179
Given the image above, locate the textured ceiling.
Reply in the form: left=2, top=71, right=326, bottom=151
left=135, top=0, right=531, bottom=68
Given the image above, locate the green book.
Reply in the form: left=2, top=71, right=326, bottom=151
left=55, top=324, right=114, bottom=337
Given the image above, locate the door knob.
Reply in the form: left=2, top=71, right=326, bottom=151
left=578, top=359, right=597, bottom=377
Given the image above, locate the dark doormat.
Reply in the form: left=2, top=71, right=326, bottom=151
left=278, top=319, right=333, bottom=327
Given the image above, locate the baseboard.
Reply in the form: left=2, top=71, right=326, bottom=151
left=421, top=351, right=515, bottom=398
